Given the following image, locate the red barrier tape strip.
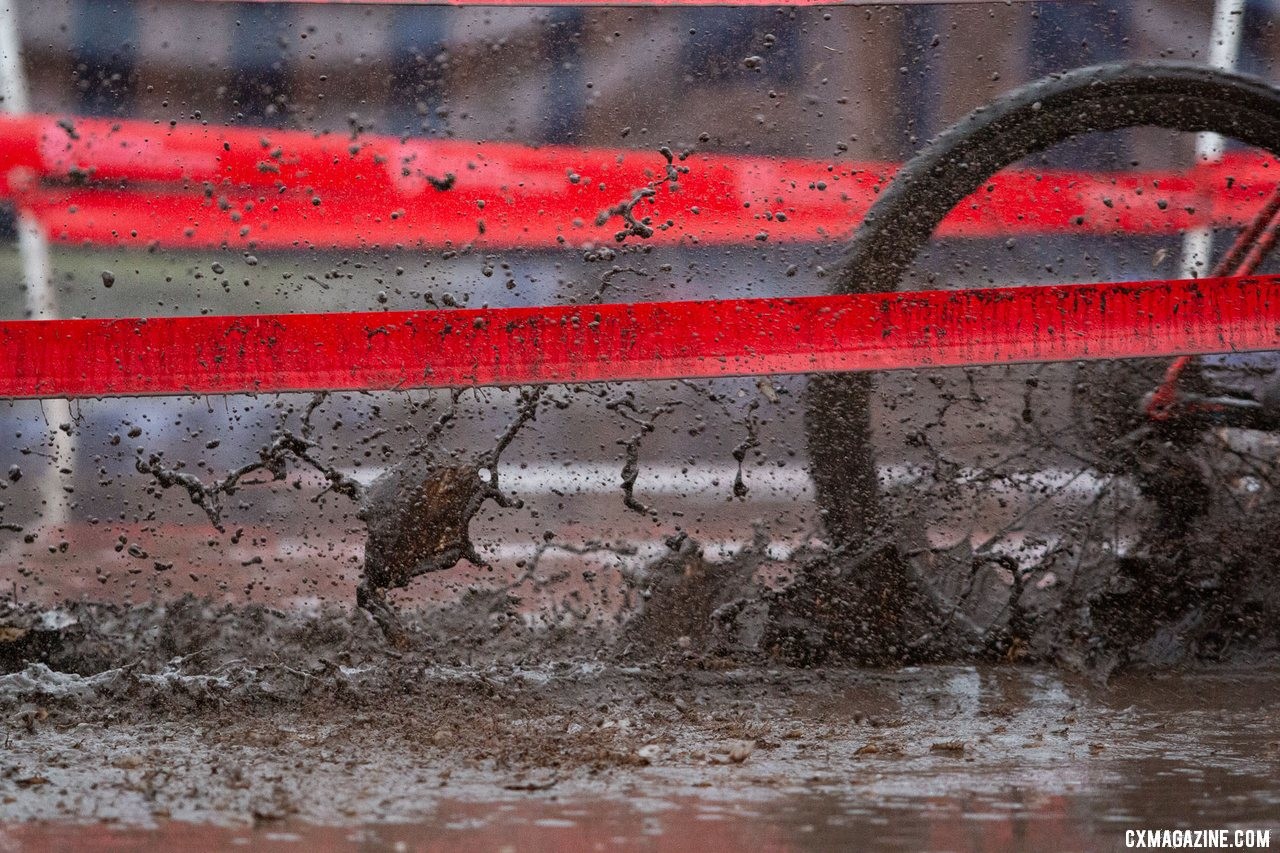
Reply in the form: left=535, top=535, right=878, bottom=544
left=2, top=276, right=1276, bottom=399
left=1, top=114, right=1274, bottom=249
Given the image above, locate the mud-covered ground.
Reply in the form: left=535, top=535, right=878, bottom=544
left=2, top=652, right=1279, bottom=849
left=1, top=577, right=1279, bottom=849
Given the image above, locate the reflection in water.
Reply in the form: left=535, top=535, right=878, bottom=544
left=4, top=777, right=1276, bottom=853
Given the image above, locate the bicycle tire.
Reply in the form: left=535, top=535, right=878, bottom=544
left=806, top=61, right=1280, bottom=545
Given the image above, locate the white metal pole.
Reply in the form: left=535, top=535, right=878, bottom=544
left=0, top=3, right=72, bottom=532
left=0, top=4, right=27, bottom=115
left=1179, top=0, right=1247, bottom=279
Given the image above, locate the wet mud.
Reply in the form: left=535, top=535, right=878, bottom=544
left=1, top=592, right=1278, bottom=837
left=0, top=517, right=1274, bottom=824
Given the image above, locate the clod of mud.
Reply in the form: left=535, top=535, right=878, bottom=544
left=757, top=544, right=982, bottom=667
left=621, top=538, right=975, bottom=668
left=356, top=451, right=523, bottom=644
left=620, top=537, right=766, bottom=660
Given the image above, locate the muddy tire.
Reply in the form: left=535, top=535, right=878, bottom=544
left=806, top=62, right=1280, bottom=545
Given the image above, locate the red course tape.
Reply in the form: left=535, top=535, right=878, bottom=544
left=2, top=275, right=1277, bottom=399
left=0, top=114, right=1273, bottom=250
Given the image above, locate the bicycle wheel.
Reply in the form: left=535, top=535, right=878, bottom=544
left=804, top=62, right=1280, bottom=666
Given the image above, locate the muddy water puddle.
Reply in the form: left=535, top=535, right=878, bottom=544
left=3, top=666, right=1278, bottom=851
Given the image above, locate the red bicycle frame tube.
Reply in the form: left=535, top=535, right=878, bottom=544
left=2, top=275, right=1277, bottom=400
left=1144, top=187, right=1280, bottom=421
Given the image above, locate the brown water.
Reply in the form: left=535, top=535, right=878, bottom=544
left=3, top=666, right=1278, bottom=852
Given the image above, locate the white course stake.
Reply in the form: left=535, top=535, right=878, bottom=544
left=1179, top=0, right=1247, bottom=280
left=0, top=4, right=72, bottom=532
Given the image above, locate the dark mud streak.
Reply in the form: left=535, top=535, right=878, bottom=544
left=595, top=147, right=688, bottom=243
left=607, top=393, right=682, bottom=516
left=136, top=394, right=366, bottom=530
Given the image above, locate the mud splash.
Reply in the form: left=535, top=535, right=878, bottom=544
left=3, top=528, right=1280, bottom=830
left=115, top=379, right=1280, bottom=680
left=6, top=515, right=1278, bottom=696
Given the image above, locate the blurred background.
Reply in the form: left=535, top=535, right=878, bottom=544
left=18, top=1, right=1274, bottom=156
